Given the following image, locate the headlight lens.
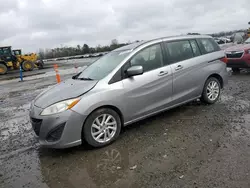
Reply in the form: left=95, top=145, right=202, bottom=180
left=248, top=49, right=250, bottom=54
left=41, top=98, right=80, bottom=116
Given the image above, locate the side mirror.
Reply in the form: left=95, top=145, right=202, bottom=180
left=126, top=65, right=143, bottom=77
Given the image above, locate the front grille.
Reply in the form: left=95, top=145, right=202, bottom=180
left=30, top=118, right=42, bottom=136
left=46, top=123, right=65, bottom=142
left=226, top=52, right=243, bottom=58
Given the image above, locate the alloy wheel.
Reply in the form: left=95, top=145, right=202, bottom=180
left=206, top=80, right=220, bottom=101
left=91, top=114, right=117, bottom=143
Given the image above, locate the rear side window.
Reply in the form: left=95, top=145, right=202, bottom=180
left=197, top=38, right=220, bottom=54
left=164, top=40, right=193, bottom=64
left=189, top=40, right=201, bottom=57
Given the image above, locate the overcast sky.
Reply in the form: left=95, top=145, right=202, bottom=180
left=0, top=0, right=249, bottom=53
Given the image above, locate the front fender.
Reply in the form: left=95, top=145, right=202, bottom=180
left=72, top=82, right=126, bottom=118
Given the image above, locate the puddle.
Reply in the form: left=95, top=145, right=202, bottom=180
left=39, top=145, right=130, bottom=188
left=0, top=144, right=130, bottom=188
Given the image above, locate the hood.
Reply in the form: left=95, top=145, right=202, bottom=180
left=34, top=79, right=98, bottom=108
left=225, top=43, right=250, bottom=52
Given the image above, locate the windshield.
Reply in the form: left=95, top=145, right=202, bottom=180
left=77, top=50, right=131, bottom=80
left=244, top=38, right=250, bottom=44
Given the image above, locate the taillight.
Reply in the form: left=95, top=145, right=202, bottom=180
left=220, top=57, right=228, bottom=63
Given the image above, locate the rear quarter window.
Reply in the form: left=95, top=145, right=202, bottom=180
left=197, top=38, right=220, bottom=54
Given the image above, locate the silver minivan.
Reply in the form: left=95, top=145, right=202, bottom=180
left=30, top=35, right=228, bottom=148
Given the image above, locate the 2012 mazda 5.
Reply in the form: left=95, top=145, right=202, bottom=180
left=29, top=35, right=228, bottom=148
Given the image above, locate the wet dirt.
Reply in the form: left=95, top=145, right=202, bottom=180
left=0, top=58, right=96, bottom=82
left=1, top=71, right=250, bottom=188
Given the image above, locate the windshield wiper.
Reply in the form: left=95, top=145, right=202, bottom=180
left=72, top=72, right=82, bottom=79
left=78, top=77, right=94, bottom=81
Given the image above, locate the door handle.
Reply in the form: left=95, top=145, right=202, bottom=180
left=158, top=71, right=168, bottom=76
left=175, top=65, right=183, bottom=71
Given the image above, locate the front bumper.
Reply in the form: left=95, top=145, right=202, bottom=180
left=29, top=104, right=87, bottom=148
left=227, top=59, right=250, bottom=68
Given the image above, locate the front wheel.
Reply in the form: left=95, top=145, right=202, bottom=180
left=22, top=61, right=34, bottom=71
left=83, top=108, right=121, bottom=147
left=0, top=63, right=7, bottom=75
left=201, top=77, right=221, bottom=104
left=36, top=60, right=44, bottom=69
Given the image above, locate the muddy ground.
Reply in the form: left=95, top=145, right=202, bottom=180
left=0, top=63, right=250, bottom=188
left=0, top=58, right=97, bottom=82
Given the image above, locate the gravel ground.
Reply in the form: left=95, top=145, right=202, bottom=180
left=0, top=66, right=250, bottom=188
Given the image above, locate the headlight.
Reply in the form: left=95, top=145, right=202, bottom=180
left=248, top=49, right=250, bottom=54
left=41, top=98, right=80, bottom=116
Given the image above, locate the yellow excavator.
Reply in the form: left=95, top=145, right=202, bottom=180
left=0, top=46, right=44, bottom=75
left=13, top=49, right=44, bottom=69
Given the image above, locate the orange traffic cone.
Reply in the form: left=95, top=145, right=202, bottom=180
left=54, top=64, right=61, bottom=83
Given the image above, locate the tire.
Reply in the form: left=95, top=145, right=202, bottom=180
left=37, top=60, right=44, bottom=69
left=0, top=63, right=7, bottom=75
left=201, top=77, right=221, bottom=104
left=22, top=61, right=34, bottom=71
left=83, top=108, right=121, bottom=147
left=232, top=68, right=240, bottom=72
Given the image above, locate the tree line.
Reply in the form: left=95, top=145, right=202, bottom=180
left=38, top=39, right=139, bottom=59
left=187, top=29, right=248, bottom=38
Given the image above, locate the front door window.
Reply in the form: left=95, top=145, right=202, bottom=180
left=130, top=44, right=163, bottom=72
